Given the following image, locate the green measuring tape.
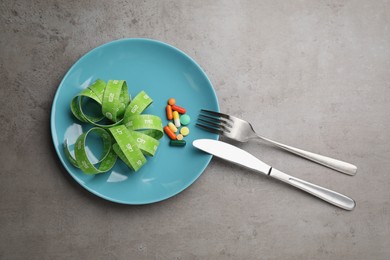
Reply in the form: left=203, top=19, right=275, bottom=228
left=64, top=79, right=163, bottom=174
left=64, top=127, right=117, bottom=174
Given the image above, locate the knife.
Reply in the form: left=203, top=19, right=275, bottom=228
left=193, top=139, right=355, bottom=210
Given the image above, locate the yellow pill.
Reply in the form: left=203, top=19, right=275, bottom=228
left=173, top=111, right=181, bottom=127
left=168, top=122, right=178, bottom=133
left=172, top=111, right=179, bottom=119
left=180, top=127, right=190, bottom=136
left=176, top=134, right=184, bottom=140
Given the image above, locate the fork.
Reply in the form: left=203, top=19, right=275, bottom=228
left=197, top=109, right=357, bottom=175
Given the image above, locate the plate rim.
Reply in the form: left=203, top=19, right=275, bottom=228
left=50, top=38, right=219, bottom=204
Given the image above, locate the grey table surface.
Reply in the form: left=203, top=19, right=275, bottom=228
left=1, top=0, right=390, bottom=259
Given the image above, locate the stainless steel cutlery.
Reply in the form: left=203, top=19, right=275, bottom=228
left=193, top=139, right=355, bottom=210
left=197, top=109, right=357, bottom=175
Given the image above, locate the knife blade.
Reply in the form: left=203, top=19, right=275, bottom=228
left=193, top=139, right=271, bottom=175
left=193, top=139, right=356, bottom=210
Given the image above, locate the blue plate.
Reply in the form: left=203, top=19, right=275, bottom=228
left=51, top=38, right=219, bottom=204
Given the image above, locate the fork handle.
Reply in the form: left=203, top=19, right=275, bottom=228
left=269, top=168, right=356, bottom=210
left=256, top=135, right=357, bottom=175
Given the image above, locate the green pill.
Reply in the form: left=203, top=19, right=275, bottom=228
left=180, top=114, right=191, bottom=125
left=169, top=140, right=186, bottom=147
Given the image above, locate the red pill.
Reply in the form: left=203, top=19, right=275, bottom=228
left=164, top=126, right=177, bottom=140
left=171, top=105, right=186, bottom=114
left=166, top=105, right=173, bottom=120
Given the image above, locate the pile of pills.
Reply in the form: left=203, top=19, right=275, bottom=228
left=164, top=98, right=190, bottom=147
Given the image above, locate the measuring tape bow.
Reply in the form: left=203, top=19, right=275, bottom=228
left=64, top=79, right=163, bottom=174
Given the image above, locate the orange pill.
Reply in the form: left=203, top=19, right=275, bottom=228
left=171, top=105, right=186, bottom=114
left=164, top=126, right=177, bottom=140
left=168, top=98, right=176, bottom=106
left=166, top=105, right=173, bottom=120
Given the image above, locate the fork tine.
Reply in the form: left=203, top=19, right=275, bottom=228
left=200, top=109, right=230, bottom=119
left=198, top=113, right=224, bottom=123
left=197, top=118, right=222, bottom=128
left=197, top=118, right=231, bottom=132
left=198, top=113, right=233, bottom=126
left=196, top=123, right=224, bottom=135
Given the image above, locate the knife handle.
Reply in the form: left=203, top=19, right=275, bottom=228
left=269, top=168, right=356, bottom=210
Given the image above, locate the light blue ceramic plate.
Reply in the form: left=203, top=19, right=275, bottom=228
left=51, top=38, right=219, bottom=204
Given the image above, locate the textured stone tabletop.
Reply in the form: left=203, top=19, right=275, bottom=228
left=1, top=1, right=390, bottom=259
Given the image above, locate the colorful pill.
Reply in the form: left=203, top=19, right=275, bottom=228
left=180, top=126, right=190, bottom=136
left=166, top=105, right=173, bottom=120
left=168, top=122, right=178, bottom=133
left=171, top=105, right=186, bottom=114
left=164, top=126, right=177, bottom=140
left=173, top=111, right=181, bottom=127
left=168, top=98, right=176, bottom=106
left=180, top=114, right=191, bottom=125
left=176, top=134, right=184, bottom=140
left=169, top=140, right=186, bottom=147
